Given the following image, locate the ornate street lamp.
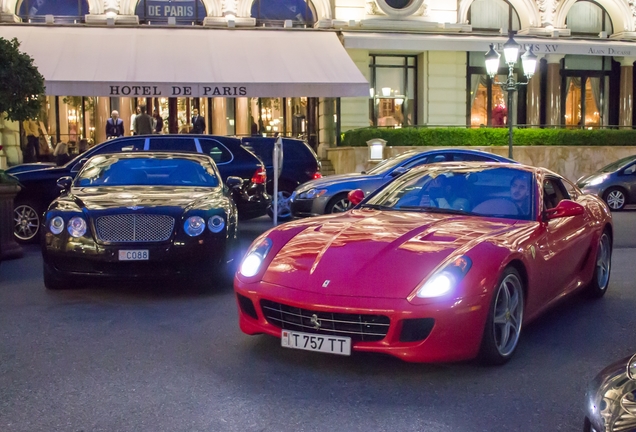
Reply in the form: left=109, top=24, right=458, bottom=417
left=485, top=33, right=537, bottom=159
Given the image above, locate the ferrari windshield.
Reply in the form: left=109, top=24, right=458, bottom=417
left=363, top=166, right=535, bottom=221
left=74, top=156, right=220, bottom=188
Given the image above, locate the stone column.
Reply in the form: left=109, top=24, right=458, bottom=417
left=213, top=98, right=228, bottom=135
left=94, top=97, right=109, bottom=144
left=617, top=57, right=636, bottom=128
left=235, top=97, right=249, bottom=136
left=526, top=55, right=543, bottom=128
left=118, top=98, right=133, bottom=136
left=545, top=54, right=564, bottom=126
left=318, top=98, right=336, bottom=159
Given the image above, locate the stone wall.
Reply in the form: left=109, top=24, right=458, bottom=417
left=325, top=146, right=636, bottom=182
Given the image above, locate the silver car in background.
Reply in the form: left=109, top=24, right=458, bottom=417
left=584, top=353, right=636, bottom=432
left=577, top=155, right=636, bottom=211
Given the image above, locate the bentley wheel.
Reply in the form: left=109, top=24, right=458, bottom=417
left=267, top=190, right=293, bottom=221
left=584, top=231, right=612, bottom=299
left=326, top=193, right=350, bottom=214
left=14, top=201, right=41, bottom=244
left=604, top=188, right=626, bottom=211
left=478, top=267, right=524, bottom=365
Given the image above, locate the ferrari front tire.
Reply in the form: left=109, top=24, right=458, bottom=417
left=43, top=262, right=70, bottom=290
left=478, top=267, right=525, bottom=365
left=584, top=231, right=612, bottom=299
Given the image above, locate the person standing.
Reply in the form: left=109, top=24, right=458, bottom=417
left=191, top=108, right=205, bottom=134
left=106, top=110, right=125, bottom=139
left=153, top=109, right=164, bottom=134
left=22, top=118, right=40, bottom=162
left=134, top=105, right=154, bottom=136
left=53, top=141, right=71, bottom=166
left=130, top=106, right=141, bottom=135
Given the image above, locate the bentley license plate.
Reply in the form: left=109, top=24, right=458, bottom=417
left=118, top=250, right=149, bottom=261
left=281, top=330, right=351, bottom=356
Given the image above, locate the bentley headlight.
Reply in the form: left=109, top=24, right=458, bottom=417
left=67, top=217, right=87, bottom=238
left=208, top=215, right=225, bottom=233
left=184, top=216, right=206, bottom=237
left=587, top=175, right=608, bottom=187
left=49, top=216, right=64, bottom=235
left=628, top=354, right=636, bottom=380
left=299, top=189, right=327, bottom=199
left=240, top=237, right=273, bottom=278
left=416, top=256, right=472, bottom=298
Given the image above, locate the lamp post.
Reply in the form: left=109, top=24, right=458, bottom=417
left=485, top=34, right=537, bottom=159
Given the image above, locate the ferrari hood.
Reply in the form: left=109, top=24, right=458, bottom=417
left=71, top=186, right=222, bottom=212
left=262, top=210, right=518, bottom=299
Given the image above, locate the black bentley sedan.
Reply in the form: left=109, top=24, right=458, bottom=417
left=41, top=152, right=241, bottom=290
left=10, top=135, right=270, bottom=243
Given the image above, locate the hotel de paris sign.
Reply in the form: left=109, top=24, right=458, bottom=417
left=107, top=85, right=248, bottom=97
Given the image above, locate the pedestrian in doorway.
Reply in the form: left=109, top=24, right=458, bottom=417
left=78, top=139, right=89, bottom=154
left=22, top=118, right=40, bottom=162
left=130, top=106, right=141, bottom=135
left=106, top=110, right=125, bottom=139
left=153, top=109, right=164, bottom=134
left=191, top=108, right=206, bottom=134
left=134, top=105, right=154, bottom=136
left=53, top=141, right=71, bottom=166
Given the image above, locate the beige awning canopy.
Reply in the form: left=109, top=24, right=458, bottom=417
left=0, top=25, right=369, bottom=98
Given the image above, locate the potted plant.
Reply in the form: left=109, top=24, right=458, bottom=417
left=0, top=170, right=23, bottom=261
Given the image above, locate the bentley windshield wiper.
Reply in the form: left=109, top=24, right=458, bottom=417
left=397, top=206, right=475, bottom=216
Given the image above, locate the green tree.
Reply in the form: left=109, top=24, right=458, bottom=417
left=0, top=37, right=45, bottom=122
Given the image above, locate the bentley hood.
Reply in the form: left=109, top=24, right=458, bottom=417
left=262, top=210, right=520, bottom=299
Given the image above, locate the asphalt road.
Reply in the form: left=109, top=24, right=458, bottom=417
left=1, top=213, right=635, bottom=432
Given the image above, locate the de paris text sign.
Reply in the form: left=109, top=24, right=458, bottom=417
left=108, top=85, right=248, bottom=97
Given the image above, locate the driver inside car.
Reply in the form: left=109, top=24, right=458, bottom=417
left=509, top=174, right=531, bottom=216
left=423, top=175, right=471, bottom=211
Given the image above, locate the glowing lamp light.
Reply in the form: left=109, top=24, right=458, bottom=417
left=381, top=87, right=391, bottom=97
left=503, top=35, right=520, bottom=65
left=366, top=138, right=386, bottom=162
left=485, top=44, right=501, bottom=79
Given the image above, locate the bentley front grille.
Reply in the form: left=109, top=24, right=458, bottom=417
left=95, top=214, right=175, bottom=243
left=260, top=299, right=390, bottom=342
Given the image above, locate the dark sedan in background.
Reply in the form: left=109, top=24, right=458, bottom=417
left=11, top=135, right=269, bottom=243
left=290, top=148, right=515, bottom=217
left=42, top=152, right=241, bottom=290
left=577, top=155, right=636, bottom=211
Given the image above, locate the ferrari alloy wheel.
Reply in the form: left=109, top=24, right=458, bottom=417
left=267, top=191, right=293, bottom=221
left=604, top=188, right=626, bottom=211
left=585, top=231, right=612, bottom=299
left=326, top=193, right=350, bottom=214
left=479, top=267, right=524, bottom=365
left=14, top=202, right=41, bottom=243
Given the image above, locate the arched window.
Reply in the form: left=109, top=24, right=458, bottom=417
left=565, top=0, right=613, bottom=36
left=135, top=0, right=207, bottom=24
left=468, top=0, right=520, bottom=32
left=17, top=0, right=90, bottom=22
left=251, top=0, right=316, bottom=26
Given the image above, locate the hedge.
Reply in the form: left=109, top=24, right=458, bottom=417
left=341, top=127, right=636, bottom=147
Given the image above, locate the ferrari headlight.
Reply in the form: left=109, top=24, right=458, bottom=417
left=67, top=217, right=87, bottom=238
left=49, top=216, right=64, bottom=235
left=628, top=354, right=636, bottom=380
left=416, top=256, right=472, bottom=298
left=299, top=189, right=327, bottom=199
left=184, top=216, right=206, bottom=237
left=240, top=237, right=273, bottom=278
left=587, top=175, right=608, bottom=187
left=208, top=215, right=225, bottom=233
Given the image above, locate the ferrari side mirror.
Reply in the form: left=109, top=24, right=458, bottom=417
left=348, top=189, right=365, bottom=206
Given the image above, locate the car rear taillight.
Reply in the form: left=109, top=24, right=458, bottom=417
left=312, top=172, right=323, bottom=179
left=251, top=167, right=267, bottom=184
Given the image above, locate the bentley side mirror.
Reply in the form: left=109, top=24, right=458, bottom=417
left=226, top=176, right=243, bottom=190
left=543, top=200, right=585, bottom=220
left=348, top=189, right=365, bottom=206
left=390, top=166, right=409, bottom=178
left=56, top=176, right=73, bottom=191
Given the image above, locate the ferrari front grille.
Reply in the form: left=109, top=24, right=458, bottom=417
left=260, top=299, right=390, bottom=342
left=95, top=214, right=175, bottom=243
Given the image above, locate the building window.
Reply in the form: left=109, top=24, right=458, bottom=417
left=369, top=55, right=417, bottom=127
left=566, top=1, right=613, bottom=36
left=467, top=52, right=523, bottom=127
left=468, top=0, right=520, bottom=32
left=17, top=0, right=89, bottom=22
left=136, top=0, right=207, bottom=25
left=251, top=0, right=316, bottom=26
left=562, top=56, right=613, bottom=128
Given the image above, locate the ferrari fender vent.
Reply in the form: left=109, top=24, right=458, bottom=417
left=260, top=300, right=390, bottom=342
left=95, top=214, right=175, bottom=243
left=237, top=294, right=258, bottom=320
left=399, top=318, right=435, bottom=343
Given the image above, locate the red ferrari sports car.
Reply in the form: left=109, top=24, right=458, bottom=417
left=234, top=162, right=613, bottom=364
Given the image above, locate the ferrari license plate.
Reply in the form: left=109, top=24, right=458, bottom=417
left=118, top=250, right=149, bottom=261
left=281, top=330, right=351, bottom=356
